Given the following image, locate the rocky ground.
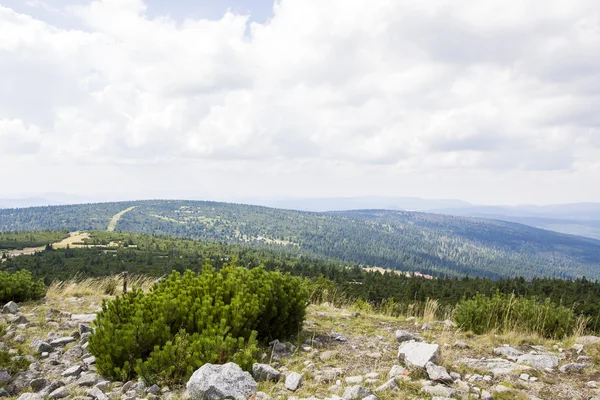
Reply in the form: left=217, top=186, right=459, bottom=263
left=2, top=292, right=600, bottom=400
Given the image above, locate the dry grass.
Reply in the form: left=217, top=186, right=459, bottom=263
left=47, top=274, right=157, bottom=298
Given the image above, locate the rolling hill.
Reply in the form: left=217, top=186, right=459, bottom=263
left=1, top=199, right=600, bottom=279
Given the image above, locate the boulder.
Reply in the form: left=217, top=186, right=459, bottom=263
left=342, top=385, right=373, bottom=400
left=516, top=354, right=559, bottom=369
left=2, top=301, right=19, bottom=314
left=252, top=363, right=281, bottom=382
left=395, top=330, right=421, bottom=343
left=186, top=362, right=257, bottom=400
left=398, top=341, right=440, bottom=369
left=285, top=372, right=303, bottom=391
left=425, top=362, right=452, bottom=383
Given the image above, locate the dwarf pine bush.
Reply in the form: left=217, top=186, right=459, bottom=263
left=89, top=263, right=307, bottom=385
left=0, top=269, right=46, bottom=303
left=453, top=292, right=576, bottom=338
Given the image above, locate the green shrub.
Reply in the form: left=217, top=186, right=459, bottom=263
left=453, top=292, right=576, bottom=338
left=89, top=263, right=307, bottom=385
left=0, top=269, right=46, bottom=303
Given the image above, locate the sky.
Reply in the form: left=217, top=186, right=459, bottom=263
left=1, top=0, right=599, bottom=205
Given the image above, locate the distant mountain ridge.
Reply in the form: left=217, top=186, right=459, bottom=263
left=1, top=199, right=600, bottom=280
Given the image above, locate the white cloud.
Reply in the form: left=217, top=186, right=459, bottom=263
left=0, top=0, right=599, bottom=203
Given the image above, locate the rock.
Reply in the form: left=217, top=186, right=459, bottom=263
left=17, top=394, right=43, bottom=400
left=31, top=339, right=53, bottom=354
left=252, top=363, right=281, bottom=382
left=375, top=379, right=398, bottom=392
left=453, top=340, right=468, bottom=349
left=577, top=336, right=600, bottom=345
left=75, top=373, right=101, bottom=387
left=449, top=372, right=461, bottom=381
left=457, top=358, right=527, bottom=376
left=86, top=387, right=109, bottom=400
left=186, top=362, right=257, bottom=400
left=426, top=362, right=452, bottom=383
left=365, top=372, right=379, bottom=379
left=345, top=376, right=364, bottom=384
left=71, top=314, right=97, bottom=323
left=398, top=341, right=440, bottom=369
left=388, top=365, right=407, bottom=379
left=421, top=385, right=456, bottom=398
left=395, top=330, right=421, bottom=343
left=0, top=388, right=8, bottom=398
left=8, top=314, right=28, bottom=324
left=342, top=385, right=373, bottom=400
left=559, top=363, right=591, bottom=373
left=285, top=372, right=303, bottom=391
left=516, top=354, right=559, bottom=369
left=146, top=384, right=160, bottom=394
left=0, top=370, right=10, bottom=385
left=586, top=381, right=598, bottom=388
left=62, top=365, right=83, bottom=377
left=94, top=381, right=111, bottom=392
left=79, top=323, right=92, bottom=335
left=83, top=356, right=96, bottom=366
left=30, top=378, right=50, bottom=392
left=493, top=346, right=523, bottom=360
left=2, top=301, right=19, bottom=314
left=320, top=351, right=339, bottom=361
left=48, top=387, right=69, bottom=399
left=39, top=381, right=65, bottom=398
left=519, top=373, right=529, bottom=381
left=481, top=390, right=493, bottom=400
left=331, top=332, right=347, bottom=342
left=50, top=337, right=76, bottom=347
left=362, top=396, right=377, bottom=400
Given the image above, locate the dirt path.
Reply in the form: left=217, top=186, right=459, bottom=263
left=107, top=206, right=136, bottom=232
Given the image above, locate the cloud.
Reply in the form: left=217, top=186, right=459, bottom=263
left=0, top=0, right=599, bottom=202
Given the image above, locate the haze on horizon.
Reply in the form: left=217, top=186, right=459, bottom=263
left=1, top=0, right=599, bottom=206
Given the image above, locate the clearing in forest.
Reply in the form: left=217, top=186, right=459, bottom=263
left=107, top=206, right=136, bottom=232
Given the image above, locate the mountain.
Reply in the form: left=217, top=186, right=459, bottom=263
left=245, top=196, right=472, bottom=212
left=427, top=203, right=600, bottom=240
left=2, top=199, right=600, bottom=279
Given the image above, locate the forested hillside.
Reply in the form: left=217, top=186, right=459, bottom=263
left=2, top=200, right=600, bottom=279
left=5, top=230, right=600, bottom=332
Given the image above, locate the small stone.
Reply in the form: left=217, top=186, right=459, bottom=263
left=388, top=365, right=407, bottom=378
left=453, top=340, right=468, bottom=349
left=365, top=372, right=379, bottom=379
left=426, top=362, right=452, bottom=383
left=342, top=385, right=373, bottom=400
left=62, top=365, right=83, bottom=377
left=86, top=387, right=108, bottom=400
left=398, top=342, right=440, bottom=369
left=252, top=363, right=281, bottom=382
left=285, top=372, right=303, bottom=391
left=375, top=378, right=398, bottom=392
left=0, top=370, right=10, bottom=385
left=83, top=356, right=96, bottom=366
left=17, top=394, right=43, bottom=400
left=586, top=381, right=598, bottom=388
left=519, top=373, right=530, bottom=381
left=50, top=337, right=76, bottom=348
left=395, top=330, right=421, bottom=343
left=320, top=351, right=339, bottom=361
left=345, top=376, right=364, bottom=384
left=30, top=378, right=50, bottom=392
left=48, top=387, right=69, bottom=399
left=421, top=385, right=456, bottom=398
left=146, top=384, right=160, bottom=394
left=559, top=363, right=591, bottom=373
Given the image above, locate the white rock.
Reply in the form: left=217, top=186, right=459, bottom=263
left=285, top=372, right=303, bottom=392
left=186, top=363, right=257, bottom=400
left=398, top=341, right=440, bottom=369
